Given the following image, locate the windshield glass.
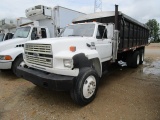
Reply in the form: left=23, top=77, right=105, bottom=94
left=60, top=24, right=95, bottom=37
left=13, top=27, right=31, bottom=38
left=0, top=33, right=4, bottom=42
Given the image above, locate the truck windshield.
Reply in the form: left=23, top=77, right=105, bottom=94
left=13, top=27, right=31, bottom=38
left=0, top=33, right=4, bottom=42
left=60, top=24, right=95, bottom=37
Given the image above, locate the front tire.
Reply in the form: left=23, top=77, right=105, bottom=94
left=12, top=56, right=23, bottom=77
left=70, top=67, right=99, bottom=106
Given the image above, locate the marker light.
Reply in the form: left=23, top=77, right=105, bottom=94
left=70, top=46, right=76, bottom=52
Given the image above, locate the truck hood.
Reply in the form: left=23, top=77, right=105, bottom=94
left=25, top=37, right=93, bottom=44
left=25, top=37, right=95, bottom=54
left=0, top=38, right=28, bottom=52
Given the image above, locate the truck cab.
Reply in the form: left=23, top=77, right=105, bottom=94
left=13, top=25, right=50, bottom=40
left=22, top=22, right=114, bottom=77
left=59, top=22, right=113, bottom=62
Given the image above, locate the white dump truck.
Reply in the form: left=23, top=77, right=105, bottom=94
left=17, top=5, right=149, bottom=105
left=0, top=19, right=17, bottom=42
left=0, top=5, right=85, bottom=76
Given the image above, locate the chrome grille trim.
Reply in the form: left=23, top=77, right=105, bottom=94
left=25, top=43, right=53, bottom=68
left=25, top=44, right=52, bottom=54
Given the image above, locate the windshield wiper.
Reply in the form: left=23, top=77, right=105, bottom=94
left=16, top=36, right=23, bottom=38
left=17, top=36, right=21, bottom=38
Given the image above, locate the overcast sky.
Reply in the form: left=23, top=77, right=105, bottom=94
left=0, top=0, right=160, bottom=24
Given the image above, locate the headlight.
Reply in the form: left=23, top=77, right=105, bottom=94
left=0, top=55, right=12, bottom=60
left=63, top=59, right=73, bottom=68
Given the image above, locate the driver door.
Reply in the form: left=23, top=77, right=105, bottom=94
left=95, top=25, right=112, bottom=62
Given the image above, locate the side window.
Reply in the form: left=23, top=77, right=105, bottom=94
left=41, top=28, right=47, bottom=38
left=31, top=28, right=37, bottom=40
left=4, top=33, right=13, bottom=40
left=96, top=25, right=107, bottom=39
left=8, top=33, right=13, bottom=40
left=4, top=34, right=9, bottom=40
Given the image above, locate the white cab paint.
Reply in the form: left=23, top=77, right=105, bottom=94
left=23, top=22, right=114, bottom=76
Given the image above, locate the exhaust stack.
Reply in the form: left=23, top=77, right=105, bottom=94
left=115, top=4, right=118, bottom=30
left=112, top=5, right=119, bottom=62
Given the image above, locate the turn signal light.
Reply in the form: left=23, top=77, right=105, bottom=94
left=70, top=46, right=76, bottom=52
left=5, top=55, right=12, bottom=60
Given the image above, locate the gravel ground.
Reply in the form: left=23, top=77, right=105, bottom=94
left=0, top=43, right=160, bottom=120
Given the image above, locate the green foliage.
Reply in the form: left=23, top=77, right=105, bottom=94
left=145, top=19, right=160, bottom=42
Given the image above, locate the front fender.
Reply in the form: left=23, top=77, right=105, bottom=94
left=0, top=47, right=24, bottom=62
left=54, top=50, right=102, bottom=76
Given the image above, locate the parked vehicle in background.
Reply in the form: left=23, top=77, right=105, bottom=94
left=0, top=17, right=32, bottom=42
left=17, top=5, right=149, bottom=105
left=0, top=19, right=17, bottom=42
left=0, top=5, right=85, bottom=76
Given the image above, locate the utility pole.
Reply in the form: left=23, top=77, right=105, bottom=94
left=94, top=0, right=102, bottom=13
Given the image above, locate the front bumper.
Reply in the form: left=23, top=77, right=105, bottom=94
left=17, top=67, right=75, bottom=91
left=0, top=61, right=12, bottom=69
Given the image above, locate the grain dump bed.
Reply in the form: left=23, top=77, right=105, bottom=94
left=73, top=11, right=149, bottom=53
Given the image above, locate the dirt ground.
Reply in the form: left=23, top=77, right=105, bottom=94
left=0, top=43, right=160, bottom=120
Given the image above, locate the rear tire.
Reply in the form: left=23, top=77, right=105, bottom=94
left=70, top=67, right=99, bottom=106
left=131, top=51, right=140, bottom=68
left=12, top=56, right=23, bottom=77
left=126, top=54, right=132, bottom=67
left=139, top=49, right=144, bottom=64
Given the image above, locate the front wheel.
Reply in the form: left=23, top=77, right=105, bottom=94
left=70, top=67, right=99, bottom=106
left=12, top=56, right=23, bottom=77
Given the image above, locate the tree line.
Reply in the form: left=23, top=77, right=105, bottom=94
left=145, top=19, right=160, bottom=43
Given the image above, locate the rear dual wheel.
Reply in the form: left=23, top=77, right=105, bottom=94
left=139, top=49, right=144, bottom=64
left=127, top=48, right=145, bottom=68
left=131, top=51, right=140, bottom=68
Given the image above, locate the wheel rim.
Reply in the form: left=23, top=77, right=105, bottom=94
left=83, top=75, right=96, bottom=99
left=137, top=54, right=140, bottom=65
left=19, top=61, right=26, bottom=68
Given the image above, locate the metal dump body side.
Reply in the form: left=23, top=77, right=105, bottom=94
left=73, top=11, right=149, bottom=53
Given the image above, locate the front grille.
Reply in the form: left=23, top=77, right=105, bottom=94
left=25, top=44, right=53, bottom=68
left=25, top=44, right=52, bottom=54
